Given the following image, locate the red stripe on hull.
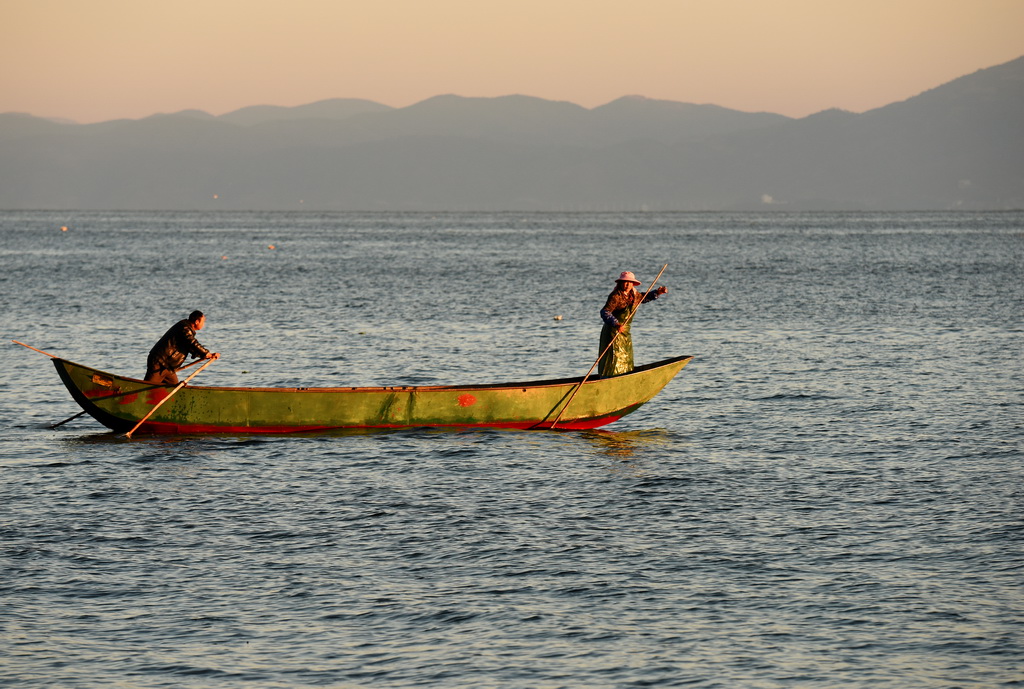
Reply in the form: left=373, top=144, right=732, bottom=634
left=129, top=413, right=625, bottom=435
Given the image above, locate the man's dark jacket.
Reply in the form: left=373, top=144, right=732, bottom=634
left=146, top=319, right=209, bottom=374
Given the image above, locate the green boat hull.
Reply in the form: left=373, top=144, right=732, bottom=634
left=52, top=355, right=692, bottom=434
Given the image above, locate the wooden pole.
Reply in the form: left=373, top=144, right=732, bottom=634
left=125, top=357, right=217, bottom=438
left=548, top=264, right=668, bottom=429
left=12, top=340, right=58, bottom=358
left=176, top=357, right=205, bottom=372
left=50, top=411, right=87, bottom=429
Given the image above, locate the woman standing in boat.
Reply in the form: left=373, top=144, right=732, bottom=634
left=598, top=271, right=667, bottom=377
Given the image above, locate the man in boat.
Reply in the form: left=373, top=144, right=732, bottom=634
left=144, top=310, right=220, bottom=385
left=598, top=271, right=667, bottom=377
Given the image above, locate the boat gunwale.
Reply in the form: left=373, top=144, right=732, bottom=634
left=56, top=354, right=694, bottom=394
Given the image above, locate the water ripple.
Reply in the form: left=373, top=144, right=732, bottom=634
left=2, top=210, right=1022, bottom=688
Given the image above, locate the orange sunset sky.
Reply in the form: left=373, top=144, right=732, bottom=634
left=2, top=0, right=1022, bottom=123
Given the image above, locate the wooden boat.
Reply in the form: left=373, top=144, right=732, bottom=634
left=51, top=355, right=692, bottom=434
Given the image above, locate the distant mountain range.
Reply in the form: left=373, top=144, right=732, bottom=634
left=2, top=56, right=1022, bottom=210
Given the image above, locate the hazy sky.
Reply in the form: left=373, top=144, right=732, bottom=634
left=3, top=0, right=1022, bottom=123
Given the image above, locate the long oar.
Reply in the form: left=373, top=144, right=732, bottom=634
left=176, top=357, right=205, bottom=372
left=50, top=411, right=87, bottom=429
left=547, top=264, right=668, bottom=429
left=13, top=341, right=86, bottom=427
left=125, top=358, right=217, bottom=439
left=12, top=340, right=58, bottom=358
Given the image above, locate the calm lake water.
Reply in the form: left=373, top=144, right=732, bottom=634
left=1, top=210, right=1022, bottom=688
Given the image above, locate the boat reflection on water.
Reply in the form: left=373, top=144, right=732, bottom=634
left=579, top=428, right=676, bottom=459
